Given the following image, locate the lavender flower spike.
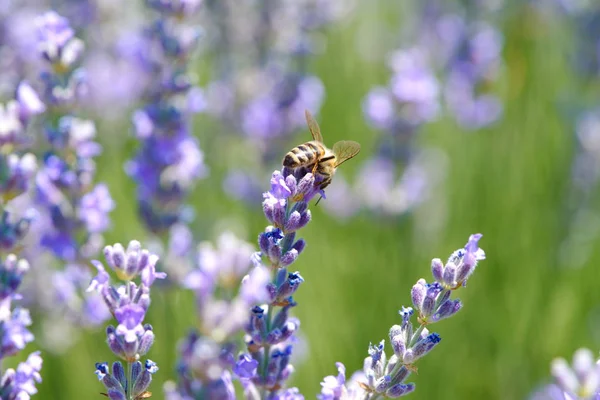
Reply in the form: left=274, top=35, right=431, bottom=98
left=0, top=253, right=43, bottom=398
left=319, top=234, right=486, bottom=398
left=90, top=240, right=161, bottom=398
left=234, top=167, right=326, bottom=398
left=126, top=0, right=207, bottom=235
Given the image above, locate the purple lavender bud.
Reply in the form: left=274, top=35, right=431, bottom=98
left=286, top=210, right=312, bottom=233
left=263, top=193, right=287, bottom=228
left=386, top=383, right=415, bottom=398
left=113, top=362, right=127, bottom=390
left=234, top=354, right=258, bottom=379
left=137, top=326, right=156, bottom=356
left=431, top=258, right=444, bottom=283
left=375, top=375, right=393, bottom=393
left=250, top=306, right=268, bottom=340
left=105, top=244, right=125, bottom=270
left=95, top=362, right=109, bottom=380
left=107, top=389, right=127, bottom=400
left=442, top=261, right=457, bottom=287
left=404, top=333, right=441, bottom=364
left=259, top=232, right=271, bottom=255
left=432, top=299, right=462, bottom=322
left=280, top=249, right=300, bottom=267
left=292, top=239, right=306, bottom=254
left=101, top=373, right=123, bottom=394
left=279, top=320, right=299, bottom=343
left=132, top=361, right=157, bottom=398
left=106, top=326, right=124, bottom=358
left=389, top=331, right=406, bottom=359
left=421, top=283, right=443, bottom=318
left=276, top=272, right=304, bottom=299
left=266, top=329, right=283, bottom=345
left=411, top=280, right=426, bottom=311
left=295, top=173, right=317, bottom=200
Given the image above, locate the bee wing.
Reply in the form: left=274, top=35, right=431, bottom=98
left=333, top=141, right=361, bottom=167
left=305, top=109, right=324, bottom=142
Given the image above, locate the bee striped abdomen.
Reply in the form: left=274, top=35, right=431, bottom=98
left=283, top=141, right=323, bottom=168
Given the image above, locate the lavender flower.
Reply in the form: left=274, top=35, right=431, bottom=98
left=0, top=351, right=43, bottom=399
left=126, top=0, right=207, bottom=236
left=88, top=240, right=163, bottom=399
left=16, top=12, right=116, bottom=344
left=319, top=234, right=485, bottom=398
left=232, top=167, right=324, bottom=398
left=34, top=11, right=114, bottom=261
left=0, top=253, right=43, bottom=399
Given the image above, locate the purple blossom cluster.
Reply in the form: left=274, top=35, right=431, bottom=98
left=532, top=348, right=600, bottom=400
left=0, top=256, right=43, bottom=399
left=0, top=57, right=45, bottom=398
left=89, top=240, right=165, bottom=400
left=233, top=168, right=324, bottom=399
left=33, top=10, right=114, bottom=261
left=19, top=11, right=116, bottom=337
left=318, top=234, right=485, bottom=399
left=125, top=0, right=207, bottom=236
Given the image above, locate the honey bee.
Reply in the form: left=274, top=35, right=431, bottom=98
left=283, top=110, right=361, bottom=191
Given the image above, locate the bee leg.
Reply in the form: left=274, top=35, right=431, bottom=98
left=311, top=163, right=318, bottom=175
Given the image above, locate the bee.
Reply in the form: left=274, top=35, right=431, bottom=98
left=283, top=110, right=361, bottom=191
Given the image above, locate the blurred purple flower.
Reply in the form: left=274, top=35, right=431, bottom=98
left=0, top=351, right=43, bottom=399
left=127, top=4, right=208, bottom=233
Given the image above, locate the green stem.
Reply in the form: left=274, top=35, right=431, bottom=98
left=127, top=361, right=133, bottom=400
left=125, top=282, right=133, bottom=400
left=260, top=304, right=275, bottom=397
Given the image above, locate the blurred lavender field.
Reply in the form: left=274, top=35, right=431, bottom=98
left=1, top=0, right=599, bottom=399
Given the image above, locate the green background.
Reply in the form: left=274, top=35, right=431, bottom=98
left=10, top=3, right=600, bottom=399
